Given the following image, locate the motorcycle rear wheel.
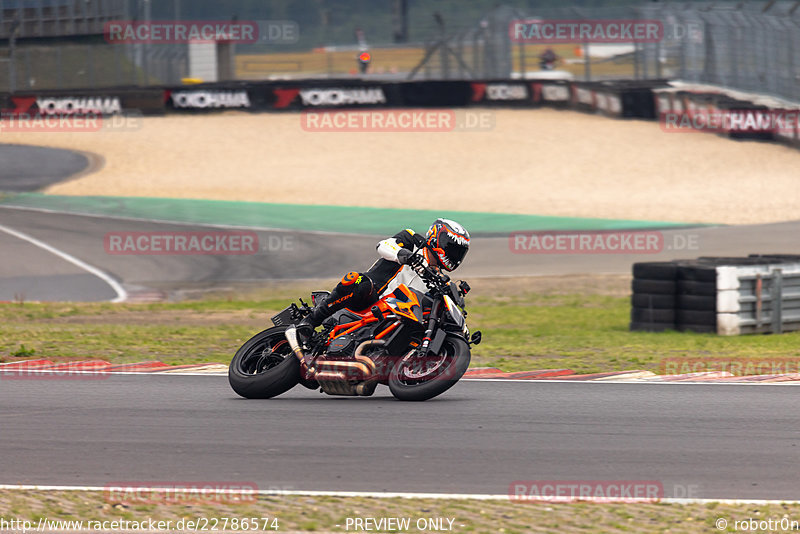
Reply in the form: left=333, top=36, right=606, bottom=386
left=388, top=335, right=471, bottom=401
left=229, top=326, right=300, bottom=399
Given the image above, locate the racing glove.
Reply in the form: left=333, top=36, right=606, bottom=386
left=397, top=248, right=423, bottom=267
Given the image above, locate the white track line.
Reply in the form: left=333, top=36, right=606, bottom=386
left=0, top=223, right=127, bottom=303
left=0, top=485, right=797, bottom=505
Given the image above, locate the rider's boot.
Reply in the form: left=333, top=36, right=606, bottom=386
left=296, top=303, right=332, bottom=346
left=295, top=272, right=375, bottom=346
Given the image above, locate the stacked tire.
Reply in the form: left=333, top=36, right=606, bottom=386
left=631, top=262, right=678, bottom=332
left=675, top=263, right=717, bottom=333
left=632, top=259, right=758, bottom=333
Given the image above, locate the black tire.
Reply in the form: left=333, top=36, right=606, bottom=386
left=633, top=262, right=677, bottom=281
left=632, top=293, right=675, bottom=309
left=677, top=294, right=716, bottom=311
left=630, top=321, right=675, bottom=332
left=389, top=336, right=471, bottom=402
left=677, top=266, right=716, bottom=282
left=631, top=307, right=675, bottom=323
left=677, top=310, right=717, bottom=326
left=677, top=280, right=716, bottom=297
left=229, top=326, right=300, bottom=399
left=632, top=279, right=676, bottom=295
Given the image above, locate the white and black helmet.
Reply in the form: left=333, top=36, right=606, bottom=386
left=425, top=218, right=470, bottom=272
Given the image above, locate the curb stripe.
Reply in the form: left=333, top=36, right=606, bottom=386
left=5, top=361, right=800, bottom=384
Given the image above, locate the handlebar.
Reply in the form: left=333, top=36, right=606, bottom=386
left=409, top=248, right=452, bottom=293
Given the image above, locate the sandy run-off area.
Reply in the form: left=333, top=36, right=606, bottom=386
left=4, top=108, right=800, bottom=225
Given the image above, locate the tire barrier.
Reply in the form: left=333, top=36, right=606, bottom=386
left=632, top=256, right=800, bottom=335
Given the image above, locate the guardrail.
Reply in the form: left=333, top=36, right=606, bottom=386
left=718, top=262, right=800, bottom=336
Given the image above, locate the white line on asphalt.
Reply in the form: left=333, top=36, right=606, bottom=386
left=0, top=484, right=798, bottom=505
left=463, top=378, right=800, bottom=385
left=0, top=222, right=127, bottom=303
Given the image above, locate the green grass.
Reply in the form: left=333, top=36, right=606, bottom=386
left=2, top=286, right=799, bottom=374
left=2, top=490, right=800, bottom=533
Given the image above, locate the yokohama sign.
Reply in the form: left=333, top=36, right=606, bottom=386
left=298, top=87, right=386, bottom=107
left=170, top=90, right=251, bottom=109
left=10, top=97, right=124, bottom=116
left=471, top=83, right=529, bottom=103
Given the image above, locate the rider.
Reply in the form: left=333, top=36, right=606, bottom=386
left=296, top=218, right=470, bottom=340
left=539, top=47, right=560, bottom=70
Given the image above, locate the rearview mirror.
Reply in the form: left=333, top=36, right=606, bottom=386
left=470, top=331, right=482, bottom=345
left=311, top=291, right=330, bottom=306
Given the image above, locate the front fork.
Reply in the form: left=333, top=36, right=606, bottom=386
left=419, top=300, right=443, bottom=356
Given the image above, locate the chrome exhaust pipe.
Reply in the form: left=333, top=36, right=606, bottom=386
left=354, top=339, right=386, bottom=358
left=314, top=358, right=375, bottom=379
left=353, top=339, right=385, bottom=396
left=284, top=325, right=305, bottom=363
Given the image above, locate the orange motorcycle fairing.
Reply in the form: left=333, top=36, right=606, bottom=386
left=382, top=285, right=424, bottom=324
left=326, top=284, right=423, bottom=342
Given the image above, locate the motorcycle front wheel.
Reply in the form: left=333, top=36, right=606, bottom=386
left=388, top=335, right=471, bottom=402
left=229, top=326, right=300, bottom=399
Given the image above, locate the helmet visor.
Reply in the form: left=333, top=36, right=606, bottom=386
left=440, top=241, right=468, bottom=270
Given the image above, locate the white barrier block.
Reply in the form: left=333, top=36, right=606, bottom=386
left=717, top=289, right=741, bottom=313
left=716, top=266, right=741, bottom=291
left=717, top=313, right=740, bottom=336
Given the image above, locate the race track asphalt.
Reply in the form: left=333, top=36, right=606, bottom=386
left=1, top=375, right=798, bottom=500
left=0, top=144, right=89, bottom=192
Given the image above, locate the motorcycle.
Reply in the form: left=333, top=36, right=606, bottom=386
left=228, top=249, right=482, bottom=401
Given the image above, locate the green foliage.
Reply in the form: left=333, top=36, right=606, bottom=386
left=11, top=344, right=36, bottom=357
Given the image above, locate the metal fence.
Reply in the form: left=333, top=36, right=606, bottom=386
left=0, top=0, right=187, bottom=91
left=0, top=0, right=124, bottom=40
left=410, top=2, right=800, bottom=103
left=2, top=1, right=800, bottom=103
